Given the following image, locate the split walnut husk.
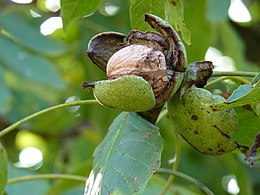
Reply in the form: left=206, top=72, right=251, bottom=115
left=85, top=14, right=189, bottom=122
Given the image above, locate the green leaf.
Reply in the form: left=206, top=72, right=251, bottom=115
left=0, top=14, right=67, bottom=57
left=61, top=0, right=101, bottom=28
left=130, top=0, right=165, bottom=31
left=165, top=0, right=191, bottom=45
left=231, top=107, right=260, bottom=147
left=206, top=0, right=230, bottom=22
left=251, top=72, right=260, bottom=84
left=207, top=80, right=260, bottom=110
left=0, top=36, right=65, bottom=89
left=0, top=142, right=8, bottom=195
left=227, top=84, right=256, bottom=103
left=184, top=0, right=213, bottom=62
left=85, top=112, right=163, bottom=194
left=0, top=66, right=11, bottom=114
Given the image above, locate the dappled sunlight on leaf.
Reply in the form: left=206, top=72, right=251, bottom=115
left=222, top=175, right=240, bottom=195
left=46, top=0, right=60, bottom=12
left=99, top=3, right=120, bottom=17
left=84, top=170, right=102, bottom=195
left=0, top=13, right=68, bottom=56
left=205, top=47, right=237, bottom=72
left=228, top=0, right=252, bottom=23
left=11, top=0, right=32, bottom=4
left=40, top=17, right=63, bottom=36
left=15, top=147, right=43, bottom=170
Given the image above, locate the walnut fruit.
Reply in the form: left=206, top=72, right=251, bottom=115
left=167, top=86, right=238, bottom=155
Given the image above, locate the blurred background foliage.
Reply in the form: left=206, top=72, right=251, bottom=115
left=0, top=0, right=260, bottom=194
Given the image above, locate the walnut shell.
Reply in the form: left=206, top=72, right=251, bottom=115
left=107, top=44, right=168, bottom=99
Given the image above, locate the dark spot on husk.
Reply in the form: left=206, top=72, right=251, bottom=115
left=194, top=130, right=199, bottom=134
left=171, top=1, right=177, bottom=6
left=212, top=125, right=231, bottom=138
left=191, top=115, right=198, bottom=120
left=243, top=104, right=252, bottom=110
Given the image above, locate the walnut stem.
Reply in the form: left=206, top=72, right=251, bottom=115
left=212, top=71, right=257, bottom=77
left=138, top=106, right=163, bottom=124
left=82, top=81, right=95, bottom=89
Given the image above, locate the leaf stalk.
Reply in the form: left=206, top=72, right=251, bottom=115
left=212, top=71, right=258, bottom=77
left=7, top=174, right=87, bottom=185
left=0, top=100, right=97, bottom=138
left=158, top=168, right=214, bottom=195
left=206, top=76, right=250, bottom=88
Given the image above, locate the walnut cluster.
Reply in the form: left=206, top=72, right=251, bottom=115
left=86, top=14, right=188, bottom=112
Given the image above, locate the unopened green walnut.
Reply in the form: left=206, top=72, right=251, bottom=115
left=167, top=86, right=238, bottom=155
